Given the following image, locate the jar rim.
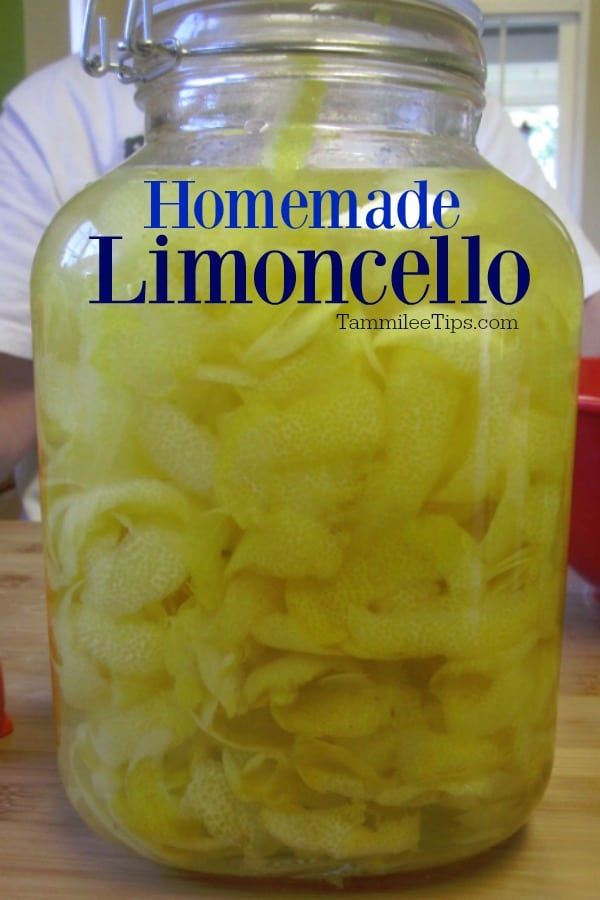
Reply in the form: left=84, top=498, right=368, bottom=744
left=83, top=0, right=486, bottom=88
left=150, top=1, right=485, bottom=84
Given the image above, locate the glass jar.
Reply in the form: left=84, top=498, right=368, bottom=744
left=31, top=0, right=583, bottom=880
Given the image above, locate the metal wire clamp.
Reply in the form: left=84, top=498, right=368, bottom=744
left=81, top=0, right=185, bottom=83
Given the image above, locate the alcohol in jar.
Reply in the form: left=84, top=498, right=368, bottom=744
left=31, top=165, right=582, bottom=878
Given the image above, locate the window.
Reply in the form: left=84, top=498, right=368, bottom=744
left=484, top=21, right=561, bottom=187
left=479, top=1, right=587, bottom=214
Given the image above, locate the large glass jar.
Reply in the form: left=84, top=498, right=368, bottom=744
left=31, top=0, right=583, bottom=881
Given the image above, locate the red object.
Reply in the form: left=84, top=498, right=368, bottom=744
left=569, top=358, right=600, bottom=597
left=0, top=665, right=13, bottom=738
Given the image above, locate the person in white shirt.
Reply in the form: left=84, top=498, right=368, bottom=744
left=1, top=53, right=600, bottom=521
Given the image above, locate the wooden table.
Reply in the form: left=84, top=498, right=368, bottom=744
left=1, top=521, right=599, bottom=899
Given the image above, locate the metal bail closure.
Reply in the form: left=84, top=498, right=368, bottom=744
left=81, top=0, right=184, bottom=83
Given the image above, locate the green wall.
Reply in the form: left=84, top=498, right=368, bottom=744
left=0, top=0, right=25, bottom=103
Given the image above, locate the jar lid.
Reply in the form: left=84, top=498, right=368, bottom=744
left=427, top=1, right=484, bottom=33
left=151, top=0, right=482, bottom=23
left=82, top=0, right=485, bottom=84
left=150, top=0, right=484, bottom=32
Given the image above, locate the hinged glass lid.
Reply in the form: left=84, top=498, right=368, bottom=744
left=81, top=0, right=485, bottom=86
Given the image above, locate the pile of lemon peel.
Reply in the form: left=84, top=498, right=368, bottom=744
left=34, top=166, right=581, bottom=877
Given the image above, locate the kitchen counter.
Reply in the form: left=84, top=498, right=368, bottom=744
left=1, top=521, right=599, bottom=898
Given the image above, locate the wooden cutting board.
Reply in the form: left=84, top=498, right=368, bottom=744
left=1, top=521, right=599, bottom=899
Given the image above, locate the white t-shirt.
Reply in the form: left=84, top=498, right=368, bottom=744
left=1, top=53, right=600, bottom=521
